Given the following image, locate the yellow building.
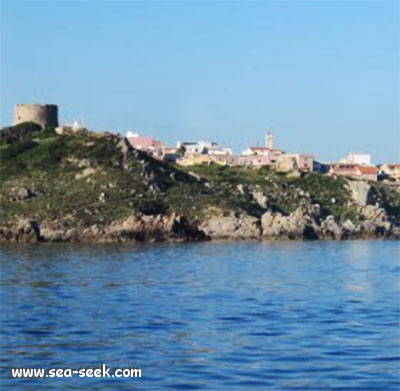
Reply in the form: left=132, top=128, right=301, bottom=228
left=176, top=154, right=236, bottom=167
left=275, top=154, right=314, bottom=173
left=176, top=154, right=215, bottom=167
left=380, top=164, right=400, bottom=181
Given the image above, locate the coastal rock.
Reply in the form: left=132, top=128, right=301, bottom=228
left=361, top=205, right=387, bottom=221
left=105, top=214, right=205, bottom=242
left=38, top=220, right=70, bottom=242
left=261, top=204, right=320, bottom=240
left=8, top=218, right=43, bottom=242
left=319, top=216, right=343, bottom=240
left=171, top=215, right=208, bottom=240
left=347, top=180, right=375, bottom=207
left=342, top=219, right=357, bottom=233
left=35, top=214, right=206, bottom=243
left=64, top=228, right=79, bottom=241
left=340, top=219, right=360, bottom=239
left=0, top=227, right=13, bottom=241
left=81, top=225, right=106, bottom=241
left=200, top=214, right=261, bottom=240
left=360, top=205, right=393, bottom=237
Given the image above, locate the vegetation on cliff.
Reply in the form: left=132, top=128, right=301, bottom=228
left=0, top=123, right=398, bottom=242
left=0, top=124, right=252, bottom=229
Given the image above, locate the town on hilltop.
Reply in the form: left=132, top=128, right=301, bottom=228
left=11, top=103, right=400, bottom=190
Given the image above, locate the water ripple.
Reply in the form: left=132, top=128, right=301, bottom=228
left=1, top=241, right=399, bottom=390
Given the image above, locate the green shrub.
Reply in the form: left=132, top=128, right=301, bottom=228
left=0, top=122, right=43, bottom=145
left=1, top=139, right=39, bottom=159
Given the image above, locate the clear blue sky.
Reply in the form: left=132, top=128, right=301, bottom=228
left=1, top=0, right=399, bottom=163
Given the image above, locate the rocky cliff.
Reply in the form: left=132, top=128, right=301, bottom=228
left=1, top=124, right=399, bottom=243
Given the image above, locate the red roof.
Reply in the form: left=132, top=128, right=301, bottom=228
left=127, top=135, right=165, bottom=150
left=356, top=165, right=377, bottom=174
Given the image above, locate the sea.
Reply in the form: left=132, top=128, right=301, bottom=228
left=1, top=241, right=399, bottom=390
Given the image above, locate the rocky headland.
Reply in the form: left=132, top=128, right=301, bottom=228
left=1, top=123, right=399, bottom=243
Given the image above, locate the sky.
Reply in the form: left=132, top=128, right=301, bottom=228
left=1, top=0, right=399, bottom=163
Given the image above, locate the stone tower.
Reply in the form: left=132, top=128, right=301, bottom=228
left=13, top=104, right=59, bottom=128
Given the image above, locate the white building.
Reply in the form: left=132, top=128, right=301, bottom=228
left=240, top=130, right=283, bottom=162
left=127, top=130, right=139, bottom=138
left=177, top=141, right=233, bottom=156
left=207, top=146, right=233, bottom=155
left=340, top=153, right=371, bottom=166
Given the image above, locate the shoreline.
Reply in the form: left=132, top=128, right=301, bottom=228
left=1, top=220, right=398, bottom=244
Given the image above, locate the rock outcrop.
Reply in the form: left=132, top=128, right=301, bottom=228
left=105, top=214, right=206, bottom=242
left=200, top=214, right=261, bottom=240
left=261, top=204, right=320, bottom=240
left=260, top=202, right=399, bottom=240
left=319, top=215, right=346, bottom=240
left=2, top=203, right=399, bottom=243
left=347, top=180, right=375, bottom=207
left=6, top=214, right=207, bottom=243
left=360, top=205, right=397, bottom=238
left=2, top=218, right=44, bottom=243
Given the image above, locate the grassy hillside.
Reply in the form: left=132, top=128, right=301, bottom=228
left=1, top=123, right=398, bottom=235
left=0, top=125, right=257, bottom=229
left=179, top=164, right=357, bottom=220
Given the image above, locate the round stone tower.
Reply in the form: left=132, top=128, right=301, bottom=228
left=13, top=104, right=59, bottom=128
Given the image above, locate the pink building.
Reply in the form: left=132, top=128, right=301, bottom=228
left=241, top=147, right=283, bottom=165
left=126, top=132, right=165, bottom=153
left=238, top=155, right=274, bottom=168
left=296, top=154, right=314, bottom=172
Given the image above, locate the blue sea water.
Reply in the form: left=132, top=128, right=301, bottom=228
left=0, top=241, right=399, bottom=390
